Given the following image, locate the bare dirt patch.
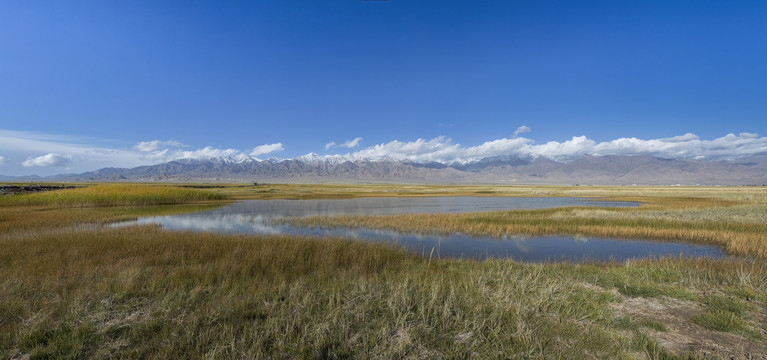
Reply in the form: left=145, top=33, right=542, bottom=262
left=612, top=295, right=767, bottom=359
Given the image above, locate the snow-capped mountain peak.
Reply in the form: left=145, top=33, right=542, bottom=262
left=296, top=153, right=354, bottom=165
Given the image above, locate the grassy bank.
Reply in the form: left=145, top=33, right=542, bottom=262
left=281, top=185, right=767, bottom=258
left=0, top=184, right=228, bottom=235
left=2, top=183, right=766, bottom=358
left=0, top=183, right=228, bottom=207
left=288, top=205, right=767, bottom=258
left=3, top=227, right=766, bottom=359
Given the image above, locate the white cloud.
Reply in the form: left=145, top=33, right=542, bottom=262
left=341, top=137, right=363, bottom=148
left=133, top=140, right=185, bottom=153
left=22, top=153, right=72, bottom=167
left=179, top=146, right=240, bottom=159
left=351, top=136, right=533, bottom=164
left=530, top=136, right=596, bottom=160
left=3, top=128, right=767, bottom=176
left=660, top=133, right=700, bottom=143
left=250, top=143, right=285, bottom=157
left=587, top=132, right=767, bottom=159
left=0, top=130, right=287, bottom=176
left=131, top=140, right=284, bottom=162
left=347, top=132, right=767, bottom=164
left=352, top=137, right=472, bottom=163
left=131, top=139, right=249, bottom=162
left=512, top=125, right=531, bottom=138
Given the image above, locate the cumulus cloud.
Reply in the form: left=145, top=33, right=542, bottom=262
left=352, top=137, right=459, bottom=163
left=347, top=132, right=767, bottom=164
left=1, top=129, right=291, bottom=175
left=512, top=125, right=531, bottom=138
left=132, top=140, right=185, bottom=153
left=3, top=127, right=767, bottom=177
left=250, top=143, right=285, bottom=157
left=588, top=132, right=767, bottom=159
left=132, top=139, right=250, bottom=162
left=325, top=138, right=362, bottom=150
left=178, top=146, right=240, bottom=159
left=132, top=139, right=285, bottom=161
left=351, top=136, right=540, bottom=163
left=341, top=137, right=363, bottom=148
left=22, top=153, right=72, bottom=167
left=530, top=136, right=596, bottom=160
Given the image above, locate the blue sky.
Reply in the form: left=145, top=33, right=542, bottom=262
left=1, top=0, right=766, bottom=176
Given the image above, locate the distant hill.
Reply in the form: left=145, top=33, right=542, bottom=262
left=18, top=154, right=767, bottom=185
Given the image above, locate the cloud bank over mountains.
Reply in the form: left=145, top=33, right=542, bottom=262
left=351, top=132, right=767, bottom=164
left=1, top=128, right=767, bottom=176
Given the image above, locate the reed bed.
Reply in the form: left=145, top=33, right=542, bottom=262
left=0, top=183, right=227, bottom=236
left=0, top=183, right=228, bottom=207
left=287, top=192, right=767, bottom=258
left=227, top=183, right=767, bottom=203
left=291, top=211, right=767, bottom=258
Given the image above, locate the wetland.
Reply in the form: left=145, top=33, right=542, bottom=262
left=121, top=197, right=726, bottom=261
left=2, top=183, right=766, bottom=359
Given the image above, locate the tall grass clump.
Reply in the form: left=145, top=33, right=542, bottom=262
left=0, top=184, right=228, bottom=207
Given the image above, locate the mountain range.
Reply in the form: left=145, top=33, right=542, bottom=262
left=5, top=153, right=766, bottom=185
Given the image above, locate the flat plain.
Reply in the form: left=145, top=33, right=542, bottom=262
left=1, top=183, right=766, bottom=359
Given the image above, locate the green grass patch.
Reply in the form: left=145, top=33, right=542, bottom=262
left=692, top=310, right=750, bottom=333
left=631, top=332, right=681, bottom=360
left=691, top=294, right=764, bottom=340
left=639, top=319, right=668, bottom=332
left=701, top=295, right=755, bottom=317
left=725, top=286, right=767, bottom=303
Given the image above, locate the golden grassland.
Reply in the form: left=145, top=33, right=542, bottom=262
left=1, top=183, right=228, bottom=207
left=1, top=183, right=766, bottom=358
left=288, top=207, right=767, bottom=258
left=280, top=184, right=767, bottom=258
left=222, top=182, right=766, bottom=203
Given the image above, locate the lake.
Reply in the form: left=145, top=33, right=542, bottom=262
left=120, top=197, right=726, bottom=262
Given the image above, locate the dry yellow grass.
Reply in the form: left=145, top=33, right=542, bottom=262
left=2, top=183, right=767, bottom=358
left=0, top=183, right=228, bottom=207
left=282, top=186, right=767, bottom=258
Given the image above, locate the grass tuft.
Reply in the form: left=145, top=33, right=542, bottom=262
left=692, top=310, right=749, bottom=334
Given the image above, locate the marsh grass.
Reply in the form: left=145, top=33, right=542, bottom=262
left=4, top=226, right=766, bottom=358
left=0, top=183, right=228, bottom=207
left=0, top=184, right=229, bottom=235
left=287, top=202, right=767, bottom=258
left=223, top=183, right=767, bottom=203
left=2, top=183, right=767, bottom=358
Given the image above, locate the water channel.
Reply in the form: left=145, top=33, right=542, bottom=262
left=121, top=197, right=726, bottom=262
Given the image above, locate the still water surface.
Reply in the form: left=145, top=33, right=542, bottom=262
left=124, top=197, right=726, bottom=262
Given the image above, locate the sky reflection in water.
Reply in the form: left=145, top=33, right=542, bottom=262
left=124, top=197, right=725, bottom=262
